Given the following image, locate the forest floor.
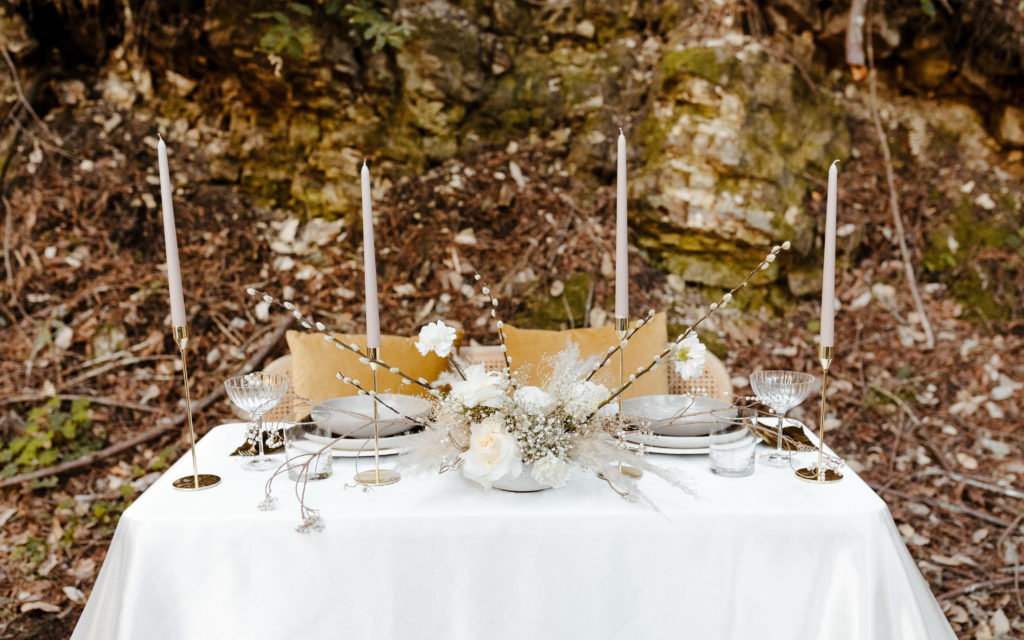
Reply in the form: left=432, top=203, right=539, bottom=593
left=0, top=99, right=1021, bottom=640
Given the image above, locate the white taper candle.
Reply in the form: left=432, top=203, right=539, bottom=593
left=157, top=135, right=187, bottom=327
left=821, top=160, right=839, bottom=348
left=614, top=129, right=628, bottom=318
left=361, top=161, right=381, bottom=349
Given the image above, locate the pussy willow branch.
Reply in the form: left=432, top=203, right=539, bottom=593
left=471, top=273, right=513, bottom=379
left=337, top=372, right=440, bottom=420
left=447, top=355, right=466, bottom=380
left=583, top=309, right=656, bottom=383
left=246, top=288, right=436, bottom=392
left=586, top=245, right=789, bottom=420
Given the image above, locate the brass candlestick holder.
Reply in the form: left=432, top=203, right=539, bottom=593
left=171, top=325, right=221, bottom=491
left=354, top=346, right=400, bottom=486
left=616, top=316, right=643, bottom=479
left=795, top=345, right=843, bottom=484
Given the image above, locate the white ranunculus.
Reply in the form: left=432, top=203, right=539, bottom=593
left=673, top=332, right=707, bottom=380
left=562, top=380, right=613, bottom=421
left=415, top=320, right=457, bottom=358
left=514, top=385, right=553, bottom=415
left=530, top=454, right=572, bottom=488
left=459, top=416, right=522, bottom=489
left=449, top=364, right=507, bottom=409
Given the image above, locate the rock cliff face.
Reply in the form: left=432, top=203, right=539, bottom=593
left=138, top=1, right=852, bottom=295
left=4, top=0, right=1022, bottom=308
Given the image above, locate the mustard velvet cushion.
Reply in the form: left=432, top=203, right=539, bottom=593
left=286, top=330, right=455, bottom=401
left=502, top=314, right=669, bottom=399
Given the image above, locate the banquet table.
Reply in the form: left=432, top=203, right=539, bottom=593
left=72, top=423, right=955, bottom=640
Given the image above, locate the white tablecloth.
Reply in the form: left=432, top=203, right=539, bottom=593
left=72, top=423, right=954, bottom=640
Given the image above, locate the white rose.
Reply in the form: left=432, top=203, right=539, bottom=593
left=415, top=320, right=457, bottom=358
left=459, top=416, right=522, bottom=489
left=563, top=380, right=613, bottom=420
left=449, top=364, right=507, bottom=409
left=673, top=333, right=707, bottom=381
left=514, top=385, right=553, bottom=415
left=530, top=454, right=572, bottom=488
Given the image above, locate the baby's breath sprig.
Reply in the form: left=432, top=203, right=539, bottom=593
left=582, top=308, right=657, bottom=383
left=587, top=242, right=792, bottom=420
left=469, top=273, right=513, bottom=381
left=245, top=288, right=437, bottom=394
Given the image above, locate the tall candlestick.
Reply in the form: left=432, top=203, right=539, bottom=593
left=820, top=160, right=838, bottom=347
left=614, top=129, right=628, bottom=318
left=361, top=161, right=381, bottom=349
left=158, top=136, right=187, bottom=327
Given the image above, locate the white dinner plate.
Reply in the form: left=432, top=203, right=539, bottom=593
left=623, top=424, right=748, bottom=450
left=303, top=431, right=417, bottom=457
left=621, top=395, right=736, bottom=437
left=318, top=394, right=432, bottom=438
left=624, top=442, right=709, bottom=456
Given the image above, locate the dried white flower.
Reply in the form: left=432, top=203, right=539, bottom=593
left=449, top=365, right=506, bottom=409
left=530, top=454, right=571, bottom=488
left=563, top=380, right=615, bottom=420
left=514, top=386, right=554, bottom=415
left=673, top=333, right=707, bottom=381
left=415, top=320, right=457, bottom=358
left=460, top=416, right=522, bottom=489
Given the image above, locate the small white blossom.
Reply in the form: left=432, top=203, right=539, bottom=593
left=415, top=320, right=457, bottom=358
left=514, top=386, right=554, bottom=415
left=530, top=454, right=571, bottom=488
left=673, top=333, right=707, bottom=381
left=449, top=365, right=507, bottom=409
left=563, top=380, right=614, bottom=420
left=782, top=241, right=791, bottom=250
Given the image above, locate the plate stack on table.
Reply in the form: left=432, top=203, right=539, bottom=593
left=621, top=395, right=738, bottom=455
left=315, top=394, right=431, bottom=457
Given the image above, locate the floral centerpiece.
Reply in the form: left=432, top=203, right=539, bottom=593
left=249, top=243, right=795, bottom=530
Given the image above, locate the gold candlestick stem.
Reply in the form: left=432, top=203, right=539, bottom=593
left=616, top=316, right=642, bottom=479
left=171, top=325, right=220, bottom=491
left=355, top=346, right=400, bottom=486
left=795, top=345, right=843, bottom=484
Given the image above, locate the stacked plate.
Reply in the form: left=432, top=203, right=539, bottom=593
left=620, top=395, right=737, bottom=455
left=315, top=394, right=431, bottom=457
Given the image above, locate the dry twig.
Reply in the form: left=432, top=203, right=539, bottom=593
left=864, top=1, right=935, bottom=350
left=0, top=316, right=291, bottom=489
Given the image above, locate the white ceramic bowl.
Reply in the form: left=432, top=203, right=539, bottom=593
left=621, top=395, right=736, bottom=437
left=318, top=394, right=431, bottom=438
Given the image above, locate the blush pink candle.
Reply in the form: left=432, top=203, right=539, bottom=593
left=614, top=129, right=628, bottom=319
left=361, top=161, right=381, bottom=349
left=820, top=160, right=839, bottom=348
left=157, top=136, right=187, bottom=327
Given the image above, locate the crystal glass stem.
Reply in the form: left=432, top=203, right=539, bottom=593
left=775, top=409, right=786, bottom=453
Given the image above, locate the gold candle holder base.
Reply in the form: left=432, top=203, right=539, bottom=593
left=794, top=345, right=842, bottom=484
left=172, top=474, right=222, bottom=490
left=171, top=324, right=221, bottom=492
left=794, top=467, right=843, bottom=484
left=615, top=316, right=643, bottom=480
left=354, top=469, right=401, bottom=486
left=353, top=346, right=400, bottom=486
